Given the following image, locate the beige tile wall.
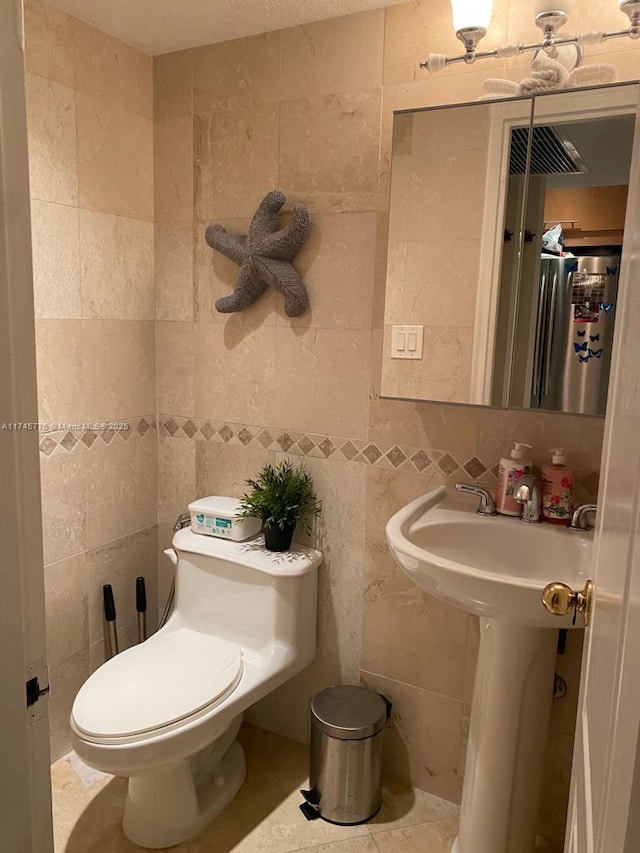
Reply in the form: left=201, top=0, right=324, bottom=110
left=154, top=1, right=638, bottom=844
left=24, top=0, right=157, bottom=761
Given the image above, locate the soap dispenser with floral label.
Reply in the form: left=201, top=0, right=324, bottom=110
left=495, top=442, right=533, bottom=516
left=542, top=448, right=575, bottom=524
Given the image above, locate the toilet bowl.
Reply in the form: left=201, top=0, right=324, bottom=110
left=70, top=523, right=321, bottom=849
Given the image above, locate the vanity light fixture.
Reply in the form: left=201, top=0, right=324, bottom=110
left=448, top=0, right=494, bottom=62
left=421, top=0, right=640, bottom=72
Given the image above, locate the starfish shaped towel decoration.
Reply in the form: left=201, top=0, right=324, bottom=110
left=204, top=190, right=311, bottom=317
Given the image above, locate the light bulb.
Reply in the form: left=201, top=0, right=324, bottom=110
left=450, top=0, right=493, bottom=32
left=533, top=0, right=573, bottom=14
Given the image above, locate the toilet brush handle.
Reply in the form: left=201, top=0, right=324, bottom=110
left=136, top=576, right=147, bottom=613
left=136, top=576, right=147, bottom=643
left=102, top=584, right=119, bottom=659
left=103, top=583, right=116, bottom=621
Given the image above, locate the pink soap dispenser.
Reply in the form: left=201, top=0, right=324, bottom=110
left=495, top=441, right=533, bottom=516
left=542, top=448, right=575, bottom=525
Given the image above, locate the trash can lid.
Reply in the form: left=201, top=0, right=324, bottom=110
left=311, top=685, right=388, bottom=740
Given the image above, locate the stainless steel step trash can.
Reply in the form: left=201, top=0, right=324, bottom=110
left=300, top=685, right=391, bottom=825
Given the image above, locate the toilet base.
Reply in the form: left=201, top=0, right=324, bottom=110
left=123, top=740, right=246, bottom=849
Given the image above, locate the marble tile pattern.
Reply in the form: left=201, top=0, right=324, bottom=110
left=24, top=0, right=155, bottom=763
left=25, top=72, right=78, bottom=206
left=30, top=200, right=81, bottom=319
left=23, top=0, right=75, bottom=88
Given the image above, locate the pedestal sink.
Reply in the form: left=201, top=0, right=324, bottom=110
left=386, top=486, right=592, bottom=853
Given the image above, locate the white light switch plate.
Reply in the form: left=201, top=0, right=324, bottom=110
left=391, top=325, right=424, bottom=359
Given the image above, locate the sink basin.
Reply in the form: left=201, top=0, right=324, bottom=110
left=386, top=485, right=592, bottom=627
left=386, top=485, right=595, bottom=853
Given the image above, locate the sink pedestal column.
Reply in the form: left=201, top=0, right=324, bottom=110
left=452, top=619, right=558, bottom=853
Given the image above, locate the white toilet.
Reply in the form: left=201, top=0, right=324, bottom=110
left=70, top=524, right=321, bottom=849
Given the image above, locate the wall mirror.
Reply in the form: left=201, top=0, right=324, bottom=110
left=381, top=81, right=639, bottom=416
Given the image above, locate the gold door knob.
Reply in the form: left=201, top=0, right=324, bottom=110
left=541, top=580, right=593, bottom=626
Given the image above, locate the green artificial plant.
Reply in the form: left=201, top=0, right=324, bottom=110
left=237, top=460, right=321, bottom=533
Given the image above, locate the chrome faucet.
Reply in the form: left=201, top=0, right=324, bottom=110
left=455, top=482, right=497, bottom=516
left=513, top=474, right=542, bottom=523
left=569, top=503, right=597, bottom=531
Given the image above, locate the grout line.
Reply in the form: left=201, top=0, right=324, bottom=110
left=360, top=669, right=465, bottom=706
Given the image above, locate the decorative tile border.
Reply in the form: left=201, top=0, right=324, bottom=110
left=38, top=416, right=156, bottom=458
left=159, top=414, right=459, bottom=474
left=156, top=413, right=599, bottom=496
left=38, top=410, right=599, bottom=496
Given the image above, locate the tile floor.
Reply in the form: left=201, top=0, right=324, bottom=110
left=51, top=724, right=461, bottom=853
left=52, top=724, right=564, bottom=853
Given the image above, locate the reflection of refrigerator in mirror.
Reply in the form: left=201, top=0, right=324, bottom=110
left=504, top=110, right=633, bottom=415
left=528, top=256, right=618, bottom=415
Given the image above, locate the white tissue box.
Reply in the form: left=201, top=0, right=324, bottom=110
left=188, top=496, right=261, bottom=541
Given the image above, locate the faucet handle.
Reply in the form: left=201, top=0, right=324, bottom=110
left=569, top=503, right=597, bottom=531
left=455, top=482, right=497, bottom=516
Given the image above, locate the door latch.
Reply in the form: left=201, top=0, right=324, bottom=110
left=26, top=674, right=49, bottom=708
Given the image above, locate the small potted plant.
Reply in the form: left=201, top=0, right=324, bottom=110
left=237, top=460, right=321, bottom=552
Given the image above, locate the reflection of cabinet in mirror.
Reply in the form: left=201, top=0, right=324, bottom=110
left=544, top=185, right=628, bottom=245
left=381, top=82, right=640, bottom=416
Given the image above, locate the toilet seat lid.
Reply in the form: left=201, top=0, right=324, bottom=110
left=72, top=628, right=242, bottom=739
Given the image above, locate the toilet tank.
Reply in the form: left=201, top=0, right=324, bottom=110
left=170, top=528, right=322, bottom=659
